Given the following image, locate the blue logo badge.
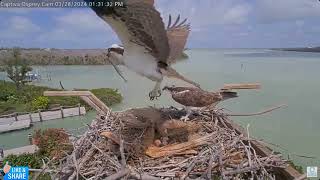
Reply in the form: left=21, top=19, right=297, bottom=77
left=4, top=166, right=29, bottom=180
left=307, top=166, right=318, bottom=178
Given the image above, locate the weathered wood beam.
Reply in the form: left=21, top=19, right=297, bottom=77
left=87, top=94, right=110, bottom=114
left=222, top=83, right=261, bottom=90
left=44, top=91, right=92, bottom=97
left=44, top=91, right=110, bottom=114
left=80, top=96, right=102, bottom=113
left=145, top=133, right=214, bottom=158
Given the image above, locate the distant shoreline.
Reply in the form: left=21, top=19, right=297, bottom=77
left=0, top=48, right=188, bottom=65
left=270, top=47, right=320, bottom=53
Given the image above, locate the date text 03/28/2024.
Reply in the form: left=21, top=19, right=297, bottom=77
left=0, top=1, right=124, bottom=8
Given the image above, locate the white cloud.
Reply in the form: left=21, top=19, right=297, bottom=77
left=0, top=8, right=62, bottom=14
left=223, top=4, right=251, bottom=25
left=0, top=9, right=33, bottom=14
left=155, top=0, right=252, bottom=47
left=156, top=0, right=251, bottom=28
left=154, top=0, right=251, bottom=44
left=55, top=10, right=107, bottom=32
left=10, top=16, right=40, bottom=32
left=256, top=0, right=320, bottom=23
left=36, top=9, right=117, bottom=47
left=295, top=20, right=304, bottom=27
left=0, top=16, right=40, bottom=38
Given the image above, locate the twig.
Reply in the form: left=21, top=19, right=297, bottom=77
left=218, top=144, right=226, bottom=180
left=181, top=149, right=209, bottom=180
left=206, top=153, right=215, bottom=179
left=226, top=104, right=287, bottom=117
left=246, top=124, right=254, bottom=180
left=33, top=157, right=56, bottom=180
left=120, top=138, right=126, bottom=169
left=59, top=81, right=65, bottom=90
left=105, top=168, right=130, bottom=180
left=72, top=152, right=80, bottom=180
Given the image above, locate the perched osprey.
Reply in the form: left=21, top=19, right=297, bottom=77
left=163, top=86, right=238, bottom=121
left=86, top=0, right=200, bottom=100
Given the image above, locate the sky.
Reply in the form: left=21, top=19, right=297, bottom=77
left=0, top=0, right=320, bottom=49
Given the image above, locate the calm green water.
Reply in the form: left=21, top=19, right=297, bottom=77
left=0, top=49, right=319, bottom=169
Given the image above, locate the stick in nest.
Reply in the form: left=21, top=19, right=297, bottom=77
left=226, top=104, right=287, bottom=117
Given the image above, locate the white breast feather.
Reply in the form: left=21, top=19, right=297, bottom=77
left=102, top=15, right=162, bottom=82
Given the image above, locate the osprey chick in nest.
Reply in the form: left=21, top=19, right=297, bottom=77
left=163, top=86, right=238, bottom=121
left=86, top=0, right=200, bottom=100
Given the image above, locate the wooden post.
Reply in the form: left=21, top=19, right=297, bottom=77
left=28, top=134, right=32, bottom=145
left=78, top=103, right=81, bottom=115
left=60, top=106, right=64, bottom=118
left=38, top=110, right=43, bottom=122
left=14, top=113, right=18, bottom=121
left=29, top=113, right=33, bottom=123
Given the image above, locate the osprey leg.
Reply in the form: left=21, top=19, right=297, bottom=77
left=180, top=106, right=192, bottom=122
left=149, top=81, right=162, bottom=100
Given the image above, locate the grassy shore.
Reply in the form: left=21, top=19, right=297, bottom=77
left=0, top=81, right=123, bottom=115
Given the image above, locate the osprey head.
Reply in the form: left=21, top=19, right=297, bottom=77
left=106, top=44, right=124, bottom=64
left=162, top=85, right=175, bottom=92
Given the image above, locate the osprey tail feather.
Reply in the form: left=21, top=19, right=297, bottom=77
left=220, top=91, right=238, bottom=100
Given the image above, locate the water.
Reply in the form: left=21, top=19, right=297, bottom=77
left=0, top=49, right=319, bottom=169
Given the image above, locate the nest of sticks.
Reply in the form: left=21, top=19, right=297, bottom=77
left=48, top=104, right=289, bottom=180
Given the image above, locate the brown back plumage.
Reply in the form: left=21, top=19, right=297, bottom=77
left=125, top=2, right=170, bottom=62
left=163, top=86, right=238, bottom=107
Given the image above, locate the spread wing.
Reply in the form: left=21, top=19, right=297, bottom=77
left=166, top=15, right=190, bottom=64
left=87, top=0, right=169, bottom=63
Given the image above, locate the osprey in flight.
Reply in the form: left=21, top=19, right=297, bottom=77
left=86, top=0, right=200, bottom=100
left=163, top=86, right=238, bottom=121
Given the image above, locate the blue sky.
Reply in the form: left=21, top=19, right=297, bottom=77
left=0, top=0, right=320, bottom=48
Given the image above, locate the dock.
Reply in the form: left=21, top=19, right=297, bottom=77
left=0, top=119, right=31, bottom=133
left=3, top=145, right=38, bottom=157
left=0, top=106, right=86, bottom=133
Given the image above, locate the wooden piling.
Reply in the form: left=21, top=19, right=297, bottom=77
left=78, top=103, right=81, bottom=115
left=14, top=113, right=18, bottom=121
left=38, top=110, right=43, bottom=122
left=60, top=106, right=65, bottom=118
left=29, top=113, right=33, bottom=123
left=28, top=134, right=32, bottom=145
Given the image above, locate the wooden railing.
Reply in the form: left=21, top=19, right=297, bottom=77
left=44, top=91, right=110, bottom=115
left=0, top=104, right=82, bottom=119
left=0, top=104, right=85, bottom=125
